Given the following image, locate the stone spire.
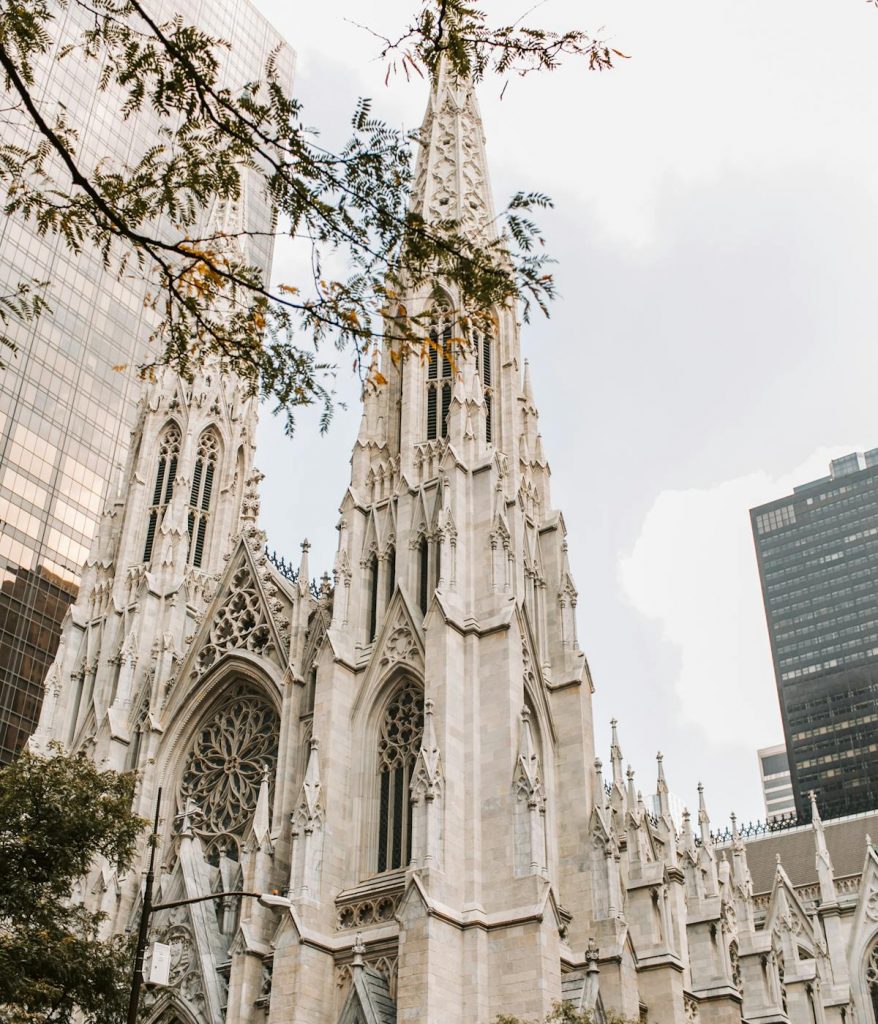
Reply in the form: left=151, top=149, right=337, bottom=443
left=697, top=782, right=711, bottom=846
left=655, top=752, right=670, bottom=822
left=810, top=791, right=838, bottom=907
left=410, top=58, right=496, bottom=239
left=252, top=766, right=272, bottom=849
left=610, top=719, right=624, bottom=789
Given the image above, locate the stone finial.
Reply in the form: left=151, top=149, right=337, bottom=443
left=241, top=468, right=264, bottom=523
left=352, top=933, right=366, bottom=970
left=252, top=765, right=272, bottom=846
left=610, top=719, right=624, bottom=787
left=593, top=758, right=605, bottom=804
left=697, top=782, right=711, bottom=844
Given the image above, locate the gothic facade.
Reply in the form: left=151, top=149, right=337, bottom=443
left=29, top=64, right=878, bottom=1024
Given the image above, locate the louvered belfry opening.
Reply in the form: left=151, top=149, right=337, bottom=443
left=473, top=320, right=494, bottom=444
left=376, top=680, right=424, bottom=873
left=418, top=537, right=429, bottom=615
left=426, top=310, right=453, bottom=441
left=143, top=423, right=182, bottom=563
left=187, top=430, right=219, bottom=568
left=367, top=553, right=379, bottom=641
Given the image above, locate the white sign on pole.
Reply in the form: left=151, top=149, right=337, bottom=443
left=148, top=941, right=171, bottom=987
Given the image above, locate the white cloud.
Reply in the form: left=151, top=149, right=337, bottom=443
left=619, top=447, right=856, bottom=749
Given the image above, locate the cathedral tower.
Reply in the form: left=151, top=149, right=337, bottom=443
left=28, top=59, right=876, bottom=1024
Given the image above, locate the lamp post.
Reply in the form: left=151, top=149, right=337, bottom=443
left=126, top=790, right=279, bottom=1024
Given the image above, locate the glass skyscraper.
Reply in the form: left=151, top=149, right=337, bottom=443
left=751, top=451, right=878, bottom=819
left=0, top=1, right=291, bottom=762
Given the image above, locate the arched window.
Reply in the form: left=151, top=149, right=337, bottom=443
left=187, top=430, right=219, bottom=568
left=376, top=680, right=424, bottom=872
left=386, top=545, right=396, bottom=602
left=143, top=423, right=181, bottom=562
left=177, top=684, right=280, bottom=863
left=367, top=553, right=379, bottom=642
left=472, top=320, right=494, bottom=444
left=418, top=536, right=430, bottom=615
left=426, top=311, right=453, bottom=440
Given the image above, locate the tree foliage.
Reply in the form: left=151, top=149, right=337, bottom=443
left=0, top=746, right=144, bottom=1024
left=0, top=0, right=622, bottom=431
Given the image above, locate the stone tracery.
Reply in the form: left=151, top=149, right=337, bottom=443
left=196, top=564, right=274, bottom=672
left=178, top=685, right=279, bottom=861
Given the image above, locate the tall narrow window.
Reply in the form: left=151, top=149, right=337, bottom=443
left=418, top=537, right=429, bottom=615
left=188, top=430, right=219, bottom=568
left=367, top=553, right=379, bottom=642
left=143, top=424, right=181, bottom=563
left=376, top=680, right=424, bottom=872
left=304, top=666, right=317, bottom=716
left=386, top=546, right=396, bottom=603
left=473, top=321, right=494, bottom=444
left=426, top=313, right=453, bottom=440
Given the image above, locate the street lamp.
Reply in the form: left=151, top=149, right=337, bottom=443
left=126, top=790, right=286, bottom=1024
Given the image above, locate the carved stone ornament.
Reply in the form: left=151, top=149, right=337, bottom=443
left=866, top=941, right=878, bottom=991
left=143, top=912, right=205, bottom=1011
left=337, top=894, right=400, bottom=931
left=866, top=887, right=878, bottom=923
left=684, top=994, right=699, bottom=1024
left=379, top=623, right=419, bottom=669
left=196, top=564, right=276, bottom=673
left=178, top=685, right=279, bottom=861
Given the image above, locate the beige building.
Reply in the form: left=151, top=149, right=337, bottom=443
left=30, top=65, right=878, bottom=1024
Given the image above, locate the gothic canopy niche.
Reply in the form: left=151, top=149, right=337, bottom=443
left=177, top=684, right=280, bottom=862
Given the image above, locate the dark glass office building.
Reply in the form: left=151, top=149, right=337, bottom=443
left=0, top=1, right=290, bottom=762
left=751, top=451, right=878, bottom=819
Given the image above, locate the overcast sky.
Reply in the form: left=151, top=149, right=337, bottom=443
left=252, top=0, right=878, bottom=825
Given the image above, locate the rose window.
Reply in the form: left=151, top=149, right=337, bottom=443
left=178, top=685, right=279, bottom=862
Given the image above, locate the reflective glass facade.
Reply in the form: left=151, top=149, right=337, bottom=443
left=751, top=451, right=878, bottom=818
left=0, top=1, right=291, bottom=762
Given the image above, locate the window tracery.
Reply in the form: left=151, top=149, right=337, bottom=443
left=729, top=940, right=742, bottom=995
left=178, top=685, right=279, bottom=862
left=196, top=565, right=273, bottom=673
left=187, top=430, right=219, bottom=568
left=376, top=680, right=424, bottom=872
left=144, top=424, right=181, bottom=562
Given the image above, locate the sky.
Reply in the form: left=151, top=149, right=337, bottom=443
left=251, top=0, right=878, bottom=825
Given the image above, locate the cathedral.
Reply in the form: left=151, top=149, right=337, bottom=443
left=28, top=63, right=878, bottom=1024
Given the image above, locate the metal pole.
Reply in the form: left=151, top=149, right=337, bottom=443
left=127, top=787, right=162, bottom=1024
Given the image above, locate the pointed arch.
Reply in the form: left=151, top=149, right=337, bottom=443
left=375, top=677, right=424, bottom=873
left=143, top=991, right=203, bottom=1024
left=426, top=299, right=454, bottom=441
left=472, top=314, right=495, bottom=444
left=143, top=420, right=182, bottom=563
left=175, top=681, right=279, bottom=864
left=367, top=550, right=380, bottom=642
left=187, top=428, right=221, bottom=568
left=233, top=444, right=246, bottom=524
